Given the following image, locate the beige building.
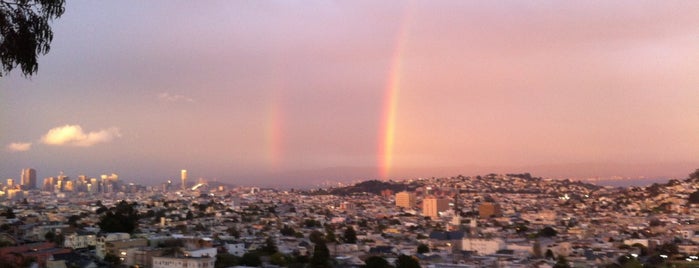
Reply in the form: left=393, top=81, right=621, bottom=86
left=395, top=191, right=416, bottom=208
left=422, top=196, right=449, bottom=218
left=478, top=202, right=502, bottom=218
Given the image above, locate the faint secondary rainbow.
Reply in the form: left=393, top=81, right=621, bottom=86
left=379, top=5, right=414, bottom=179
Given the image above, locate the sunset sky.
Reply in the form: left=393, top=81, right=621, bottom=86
left=2, top=1, right=698, bottom=187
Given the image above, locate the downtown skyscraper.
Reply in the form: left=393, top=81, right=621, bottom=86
left=21, top=168, right=36, bottom=190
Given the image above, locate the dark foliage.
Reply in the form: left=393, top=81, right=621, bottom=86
left=343, top=226, right=357, bottom=244
left=538, top=226, right=557, bottom=237
left=688, top=190, right=699, bottom=204
left=553, top=256, right=571, bottom=268
left=0, top=0, right=65, bottom=77
left=239, top=252, right=261, bottom=267
left=215, top=253, right=239, bottom=268
left=325, top=180, right=416, bottom=196
left=0, top=208, right=15, bottom=219
left=394, top=255, right=420, bottom=268
left=311, top=240, right=330, bottom=268
left=98, top=200, right=138, bottom=233
left=262, top=236, right=278, bottom=255
left=103, top=253, right=121, bottom=267
left=280, top=225, right=296, bottom=236
left=417, top=244, right=429, bottom=254
left=365, top=256, right=392, bottom=268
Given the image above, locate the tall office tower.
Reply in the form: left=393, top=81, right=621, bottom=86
left=64, top=180, right=74, bottom=192
left=181, top=170, right=187, bottom=191
left=21, top=168, right=36, bottom=189
left=90, top=178, right=99, bottom=193
left=395, top=191, right=417, bottom=208
left=6, top=178, right=14, bottom=188
left=43, top=177, right=54, bottom=192
left=422, top=196, right=450, bottom=219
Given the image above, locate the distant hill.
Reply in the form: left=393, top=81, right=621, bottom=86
left=318, top=180, right=419, bottom=196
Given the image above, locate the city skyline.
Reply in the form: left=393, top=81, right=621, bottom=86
left=2, top=1, right=698, bottom=187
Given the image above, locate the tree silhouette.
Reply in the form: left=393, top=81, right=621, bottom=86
left=240, top=252, right=261, bottom=267
left=417, top=244, right=429, bottom=254
left=311, top=240, right=330, bottom=268
left=1, top=0, right=66, bottom=77
left=324, top=225, right=336, bottom=242
left=539, top=226, right=557, bottom=237
left=688, top=190, right=699, bottom=204
left=365, top=256, right=392, bottom=268
left=553, top=256, right=571, bottom=268
left=0, top=208, right=15, bottom=219
left=343, top=226, right=357, bottom=244
left=262, top=236, right=278, bottom=255
left=395, top=255, right=420, bottom=268
left=98, top=200, right=138, bottom=233
left=309, top=230, right=325, bottom=244
left=545, top=249, right=555, bottom=260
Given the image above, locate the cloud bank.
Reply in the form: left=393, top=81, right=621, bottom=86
left=41, top=125, right=121, bottom=147
left=6, top=142, right=32, bottom=152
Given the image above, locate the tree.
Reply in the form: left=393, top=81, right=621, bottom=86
left=417, top=244, right=429, bottom=254
left=103, top=253, right=121, bottom=267
left=343, top=226, right=357, bottom=244
left=325, top=225, right=336, bottom=243
left=43, top=229, right=65, bottom=245
left=239, top=252, right=261, bottom=267
left=311, top=240, right=330, bottom=268
left=281, top=225, right=296, bottom=236
left=654, top=242, right=678, bottom=256
left=67, top=214, right=82, bottom=227
left=552, top=256, right=571, bottom=268
left=44, top=230, right=55, bottom=242
left=365, top=256, right=392, bottom=268
left=309, top=230, right=325, bottom=244
left=532, top=240, right=543, bottom=259
left=98, top=201, right=139, bottom=233
left=689, top=168, right=699, bottom=181
left=226, top=226, right=240, bottom=238
left=270, top=252, right=290, bottom=267
left=545, top=249, right=555, bottom=260
left=0, top=208, right=15, bottom=219
left=0, top=0, right=66, bottom=77
left=688, top=190, right=699, bottom=204
left=215, top=253, right=239, bottom=268
left=394, top=255, right=420, bottom=268
left=262, top=236, right=278, bottom=255
left=538, top=226, right=557, bottom=237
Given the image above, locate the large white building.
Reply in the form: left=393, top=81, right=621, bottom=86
left=63, top=231, right=97, bottom=249
left=183, top=247, right=217, bottom=258
left=152, top=256, right=215, bottom=268
left=225, top=243, right=246, bottom=257
left=461, top=238, right=504, bottom=255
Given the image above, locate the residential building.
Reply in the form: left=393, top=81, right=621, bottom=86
left=423, top=196, right=449, bottom=218
left=396, top=191, right=416, bottom=208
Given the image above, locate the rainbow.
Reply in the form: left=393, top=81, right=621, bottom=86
left=266, top=88, right=284, bottom=170
left=379, top=5, right=414, bottom=179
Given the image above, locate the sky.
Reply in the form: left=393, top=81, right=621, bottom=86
left=1, top=1, right=698, bottom=188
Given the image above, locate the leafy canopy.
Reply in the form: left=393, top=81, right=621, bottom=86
left=1, top=0, right=65, bottom=77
